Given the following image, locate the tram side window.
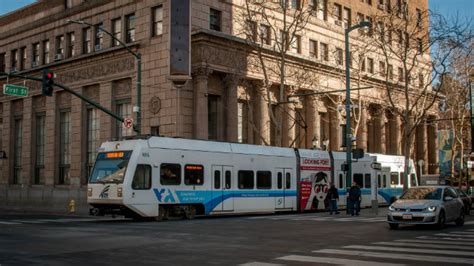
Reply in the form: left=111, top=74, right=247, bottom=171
left=339, top=174, right=343, bottom=189
left=286, top=172, right=291, bottom=189
left=277, top=172, right=283, bottom=189
left=390, top=172, right=398, bottom=186
left=214, top=170, right=221, bottom=189
left=257, top=171, right=272, bottom=189
left=184, top=164, right=204, bottom=185
left=353, top=173, right=363, bottom=187
left=400, top=172, right=405, bottom=185
left=377, top=174, right=381, bottom=188
left=132, top=164, right=151, bottom=190
left=383, top=174, right=387, bottom=187
left=225, top=170, right=231, bottom=189
left=364, top=174, right=371, bottom=188
left=411, top=174, right=417, bottom=186
left=238, top=170, right=254, bottom=189
left=160, top=163, right=181, bottom=185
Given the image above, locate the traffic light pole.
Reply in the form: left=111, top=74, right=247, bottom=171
left=0, top=72, right=125, bottom=124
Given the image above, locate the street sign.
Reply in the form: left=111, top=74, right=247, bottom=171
left=123, top=117, right=133, bottom=129
left=3, top=84, right=28, bottom=97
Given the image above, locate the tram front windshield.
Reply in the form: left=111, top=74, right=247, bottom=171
left=89, top=151, right=132, bottom=184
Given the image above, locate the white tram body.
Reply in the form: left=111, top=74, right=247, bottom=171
left=87, top=137, right=413, bottom=219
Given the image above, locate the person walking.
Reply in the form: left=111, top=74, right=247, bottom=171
left=327, top=183, right=340, bottom=215
left=349, top=182, right=361, bottom=216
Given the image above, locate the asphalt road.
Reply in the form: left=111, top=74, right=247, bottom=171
left=0, top=208, right=473, bottom=266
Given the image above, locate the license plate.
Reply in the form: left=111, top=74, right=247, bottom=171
left=402, top=214, right=412, bottom=220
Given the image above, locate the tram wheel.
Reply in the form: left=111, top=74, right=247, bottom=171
left=183, top=205, right=196, bottom=220
left=155, top=206, right=169, bottom=221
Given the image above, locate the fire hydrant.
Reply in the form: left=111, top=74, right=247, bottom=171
left=69, top=199, right=76, bottom=214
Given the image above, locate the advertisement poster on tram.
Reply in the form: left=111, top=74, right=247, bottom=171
left=299, top=156, right=332, bottom=211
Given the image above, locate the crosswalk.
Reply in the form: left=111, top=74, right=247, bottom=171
left=241, top=228, right=474, bottom=266
left=0, top=217, right=128, bottom=225
left=247, top=213, right=387, bottom=223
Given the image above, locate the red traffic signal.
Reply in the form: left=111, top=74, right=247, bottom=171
left=42, top=69, right=55, bottom=96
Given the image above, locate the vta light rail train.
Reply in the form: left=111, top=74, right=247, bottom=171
left=88, top=137, right=417, bottom=220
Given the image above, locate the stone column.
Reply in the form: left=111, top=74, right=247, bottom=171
left=22, top=97, right=33, bottom=185
left=99, top=81, right=113, bottom=142
left=416, top=123, right=429, bottom=174
left=356, top=106, right=368, bottom=151
left=375, top=107, right=386, bottom=154
left=70, top=88, right=83, bottom=188
left=1, top=101, right=11, bottom=184
left=329, top=105, right=341, bottom=151
left=254, top=84, right=270, bottom=145
left=44, top=95, right=56, bottom=186
left=193, top=68, right=212, bottom=140
left=391, top=114, right=402, bottom=155
left=224, top=74, right=239, bottom=142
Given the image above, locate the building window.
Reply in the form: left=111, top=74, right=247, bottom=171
left=13, top=118, right=22, bottom=184
left=343, top=7, right=351, bottom=28
left=279, top=30, right=289, bottom=50
left=335, top=48, right=343, bottom=66
left=417, top=38, right=423, bottom=54
left=0, top=53, right=5, bottom=72
left=112, top=18, right=122, bottom=46
left=160, top=163, right=181, bottom=185
left=237, top=101, right=248, bottom=143
left=379, top=61, right=386, bottom=77
left=65, top=0, right=72, bottom=9
left=418, top=73, right=424, bottom=88
left=32, top=43, right=40, bottom=67
left=43, top=40, right=50, bottom=64
left=320, top=42, right=328, bottom=61
left=320, top=0, right=328, bottom=21
left=291, top=0, right=301, bottom=9
left=291, top=35, right=301, bottom=54
left=82, top=27, right=91, bottom=54
left=416, top=8, right=422, bottom=28
left=210, top=8, right=221, bottom=31
left=388, top=64, right=393, bottom=80
left=333, top=3, right=342, bottom=22
left=208, top=94, right=220, bottom=141
left=367, top=58, right=374, bottom=74
left=94, top=23, right=104, bottom=51
left=132, top=164, right=152, bottom=190
left=398, top=67, right=404, bottom=82
left=238, top=170, right=254, bottom=189
left=59, top=110, right=71, bottom=185
left=360, top=55, right=366, bottom=72
left=367, top=0, right=373, bottom=5
left=377, top=21, right=384, bottom=41
left=185, top=164, right=204, bottom=185
left=366, top=16, right=373, bottom=36
left=19, top=47, right=26, bottom=70
left=309, top=39, right=318, bottom=58
left=152, top=5, right=163, bottom=36
left=260, top=24, right=271, bottom=45
left=86, top=108, right=100, bottom=178
left=116, top=102, right=133, bottom=139
left=34, top=113, right=45, bottom=185
left=246, top=20, right=257, bottom=42
left=55, top=35, right=64, bottom=60
left=125, top=13, right=136, bottom=43
left=11, top=49, right=18, bottom=71
left=356, top=12, right=364, bottom=23
left=66, top=32, right=75, bottom=57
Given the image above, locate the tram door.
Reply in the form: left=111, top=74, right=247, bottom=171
left=211, top=165, right=234, bottom=212
left=276, top=168, right=293, bottom=209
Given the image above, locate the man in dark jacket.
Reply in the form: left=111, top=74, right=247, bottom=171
left=327, top=183, right=340, bottom=215
left=349, top=182, right=361, bottom=216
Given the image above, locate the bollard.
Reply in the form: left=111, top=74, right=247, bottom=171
left=69, top=199, right=76, bottom=214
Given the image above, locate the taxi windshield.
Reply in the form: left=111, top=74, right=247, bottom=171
left=400, top=187, right=442, bottom=200
left=89, top=151, right=131, bottom=184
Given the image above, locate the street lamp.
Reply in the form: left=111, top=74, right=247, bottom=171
left=344, top=21, right=371, bottom=190
left=67, top=19, right=142, bottom=135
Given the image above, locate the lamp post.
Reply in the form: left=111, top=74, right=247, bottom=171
left=67, top=19, right=142, bottom=135
left=344, top=21, right=371, bottom=190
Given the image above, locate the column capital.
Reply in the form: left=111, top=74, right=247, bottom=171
left=192, top=67, right=213, bottom=79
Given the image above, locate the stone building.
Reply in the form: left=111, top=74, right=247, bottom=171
left=0, top=0, right=438, bottom=211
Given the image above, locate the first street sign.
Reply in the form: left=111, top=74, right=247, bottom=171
left=3, top=84, right=28, bottom=97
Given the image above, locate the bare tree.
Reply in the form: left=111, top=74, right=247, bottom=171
left=370, top=4, right=471, bottom=190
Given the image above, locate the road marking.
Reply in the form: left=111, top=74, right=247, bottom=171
left=313, top=249, right=474, bottom=264
left=277, top=255, right=406, bottom=266
left=434, top=233, right=474, bottom=238
left=464, top=221, right=474, bottom=225
left=0, top=221, right=22, bottom=225
left=11, top=220, right=46, bottom=224
left=376, top=241, right=474, bottom=250
left=344, top=244, right=474, bottom=257
left=395, top=239, right=474, bottom=246
left=448, top=231, right=474, bottom=235
left=417, top=236, right=474, bottom=242
left=239, top=262, right=283, bottom=266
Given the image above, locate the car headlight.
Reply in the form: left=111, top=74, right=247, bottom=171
left=427, top=206, right=436, bottom=212
left=389, top=205, right=396, bottom=211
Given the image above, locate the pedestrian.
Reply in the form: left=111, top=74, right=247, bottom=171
left=349, top=182, right=361, bottom=216
left=327, top=183, right=340, bottom=215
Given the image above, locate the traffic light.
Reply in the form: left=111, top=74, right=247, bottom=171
left=42, top=69, right=55, bottom=96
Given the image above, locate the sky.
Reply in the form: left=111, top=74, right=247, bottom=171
left=0, top=0, right=473, bottom=19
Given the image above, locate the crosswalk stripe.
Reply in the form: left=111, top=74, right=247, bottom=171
left=417, top=236, right=474, bottom=242
left=395, top=239, right=474, bottom=246
left=313, top=249, right=474, bottom=264
left=464, top=221, right=474, bottom=225
left=378, top=241, right=474, bottom=250
left=239, top=262, right=283, bottom=266
left=277, top=255, right=406, bottom=266
left=11, top=220, right=45, bottom=224
left=435, top=233, right=474, bottom=238
left=448, top=231, right=474, bottom=235
left=0, top=221, right=22, bottom=225
left=344, top=244, right=474, bottom=257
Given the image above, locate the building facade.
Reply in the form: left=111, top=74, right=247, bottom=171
left=0, top=0, right=438, bottom=211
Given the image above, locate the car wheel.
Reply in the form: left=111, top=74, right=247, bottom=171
left=437, top=211, right=446, bottom=229
left=455, top=210, right=465, bottom=226
left=389, top=223, right=399, bottom=230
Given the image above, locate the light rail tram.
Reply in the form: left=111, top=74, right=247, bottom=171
left=88, top=137, right=417, bottom=220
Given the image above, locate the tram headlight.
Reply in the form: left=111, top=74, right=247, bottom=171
left=117, top=187, right=123, bottom=197
left=87, top=187, right=92, bottom=197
